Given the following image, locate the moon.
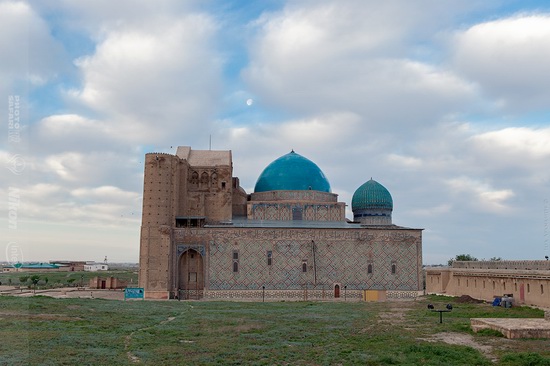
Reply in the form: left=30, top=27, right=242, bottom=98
left=246, top=98, right=253, bottom=106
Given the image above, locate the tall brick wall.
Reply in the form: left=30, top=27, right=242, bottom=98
left=171, top=227, right=422, bottom=295
left=139, top=153, right=181, bottom=296
left=185, top=164, right=232, bottom=222
left=139, top=149, right=235, bottom=298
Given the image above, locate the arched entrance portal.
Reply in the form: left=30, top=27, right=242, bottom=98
left=334, top=284, right=340, bottom=298
left=178, top=249, right=204, bottom=299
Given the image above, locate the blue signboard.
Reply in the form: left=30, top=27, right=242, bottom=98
left=125, top=287, right=145, bottom=300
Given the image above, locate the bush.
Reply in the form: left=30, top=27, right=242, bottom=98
left=500, top=353, right=550, bottom=366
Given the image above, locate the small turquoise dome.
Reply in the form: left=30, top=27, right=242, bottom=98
left=352, top=179, right=393, bottom=212
left=254, top=151, right=331, bottom=193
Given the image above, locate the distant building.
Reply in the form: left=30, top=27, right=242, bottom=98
left=89, top=276, right=127, bottom=289
left=139, top=146, right=423, bottom=300
left=425, top=260, right=550, bottom=308
left=84, top=263, right=109, bottom=271
left=2, top=262, right=69, bottom=272
left=49, top=260, right=86, bottom=271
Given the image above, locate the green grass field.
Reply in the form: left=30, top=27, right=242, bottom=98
left=0, top=295, right=548, bottom=365
left=0, top=270, right=138, bottom=289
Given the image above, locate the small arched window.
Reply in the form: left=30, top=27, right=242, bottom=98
left=367, top=264, right=373, bottom=274
left=190, top=171, right=199, bottom=184
left=200, top=172, right=209, bottom=184
left=211, top=172, right=218, bottom=187
left=391, top=264, right=396, bottom=274
left=302, top=262, right=307, bottom=272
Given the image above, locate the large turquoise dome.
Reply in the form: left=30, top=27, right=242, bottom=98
left=254, top=151, right=331, bottom=193
left=352, top=179, right=393, bottom=211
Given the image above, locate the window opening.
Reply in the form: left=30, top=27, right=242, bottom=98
left=232, top=250, right=239, bottom=272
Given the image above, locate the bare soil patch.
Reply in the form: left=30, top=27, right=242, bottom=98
left=456, top=295, right=485, bottom=304
left=422, top=332, right=497, bottom=362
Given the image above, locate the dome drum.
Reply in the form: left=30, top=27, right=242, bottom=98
left=250, top=190, right=337, bottom=203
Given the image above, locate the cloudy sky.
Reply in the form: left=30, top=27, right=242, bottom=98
left=2, top=0, right=550, bottom=264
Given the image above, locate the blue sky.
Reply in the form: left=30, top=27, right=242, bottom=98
left=2, top=0, right=550, bottom=263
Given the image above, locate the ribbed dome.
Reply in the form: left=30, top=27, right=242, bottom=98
left=254, top=151, right=331, bottom=193
left=352, top=179, right=393, bottom=212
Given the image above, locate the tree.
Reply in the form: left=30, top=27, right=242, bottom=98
left=448, top=254, right=478, bottom=266
left=30, top=275, right=40, bottom=293
left=489, top=257, right=502, bottom=261
left=19, top=275, right=29, bottom=284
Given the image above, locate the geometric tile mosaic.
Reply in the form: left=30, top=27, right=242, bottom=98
left=173, top=227, right=422, bottom=296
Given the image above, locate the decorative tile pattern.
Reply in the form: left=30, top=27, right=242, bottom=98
left=250, top=203, right=343, bottom=221
left=204, top=289, right=364, bottom=301
left=175, top=227, right=422, bottom=297
left=177, top=245, right=205, bottom=257
left=386, top=290, right=420, bottom=299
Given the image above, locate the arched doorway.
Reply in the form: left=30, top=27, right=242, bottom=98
left=178, top=249, right=204, bottom=299
left=334, top=284, right=340, bottom=298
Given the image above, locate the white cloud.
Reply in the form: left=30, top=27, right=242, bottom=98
left=0, top=182, right=140, bottom=227
left=44, top=153, right=84, bottom=182
left=446, top=176, right=514, bottom=213
left=386, top=154, right=423, bottom=169
left=71, top=186, right=140, bottom=205
left=471, top=127, right=550, bottom=159
left=0, top=1, right=65, bottom=84
left=410, top=204, right=452, bottom=217
left=453, top=15, right=550, bottom=110
left=62, top=9, right=222, bottom=143
left=243, top=2, right=477, bottom=130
